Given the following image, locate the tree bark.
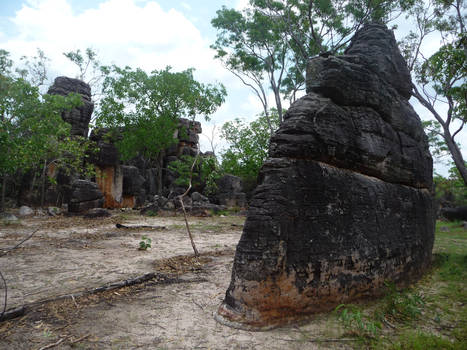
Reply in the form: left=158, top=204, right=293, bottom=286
left=40, top=159, right=47, bottom=207
left=412, top=85, right=467, bottom=186
left=1, top=175, right=6, bottom=212
left=443, top=127, right=467, bottom=185
left=156, top=151, right=164, bottom=196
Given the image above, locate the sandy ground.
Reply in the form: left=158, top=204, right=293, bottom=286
left=0, top=211, right=348, bottom=350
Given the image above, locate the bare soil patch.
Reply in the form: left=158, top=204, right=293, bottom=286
left=0, top=211, right=340, bottom=349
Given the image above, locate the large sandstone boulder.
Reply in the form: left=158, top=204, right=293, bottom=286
left=216, top=24, right=434, bottom=330
left=47, top=77, right=94, bottom=137
left=68, top=180, right=104, bottom=213
left=122, top=166, right=145, bottom=196
left=212, top=175, right=247, bottom=208
left=89, top=128, right=121, bottom=167
left=440, top=206, right=467, bottom=221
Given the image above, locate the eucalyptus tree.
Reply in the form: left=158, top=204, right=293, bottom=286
left=212, top=6, right=291, bottom=133
left=402, top=0, right=467, bottom=185
left=96, top=65, right=226, bottom=194
left=211, top=0, right=408, bottom=131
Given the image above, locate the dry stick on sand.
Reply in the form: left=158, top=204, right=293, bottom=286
left=0, top=229, right=39, bottom=319
left=69, top=334, right=91, bottom=344
left=178, top=146, right=200, bottom=257
left=37, top=336, right=69, bottom=350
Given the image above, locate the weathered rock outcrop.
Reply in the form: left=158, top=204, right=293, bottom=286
left=88, top=119, right=205, bottom=208
left=68, top=180, right=104, bottom=213
left=47, top=77, right=94, bottom=137
left=122, top=165, right=146, bottom=207
left=216, top=24, right=434, bottom=330
left=212, top=174, right=247, bottom=208
left=90, top=128, right=124, bottom=208
left=440, top=206, right=467, bottom=221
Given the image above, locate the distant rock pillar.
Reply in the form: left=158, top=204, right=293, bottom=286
left=47, top=76, right=94, bottom=137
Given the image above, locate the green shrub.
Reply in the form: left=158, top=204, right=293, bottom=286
left=138, top=236, right=152, bottom=250
left=335, top=304, right=382, bottom=339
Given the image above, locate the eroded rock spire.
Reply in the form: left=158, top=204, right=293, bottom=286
left=215, top=24, right=434, bottom=330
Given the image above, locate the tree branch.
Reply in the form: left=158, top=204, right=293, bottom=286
left=178, top=148, right=200, bottom=257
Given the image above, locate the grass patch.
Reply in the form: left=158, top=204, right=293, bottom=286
left=335, top=304, right=382, bottom=339
left=331, top=220, right=467, bottom=349
left=379, top=282, right=425, bottom=324
left=374, top=330, right=465, bottom=350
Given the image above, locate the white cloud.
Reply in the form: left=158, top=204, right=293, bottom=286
left=1, top=0, right=232, bottom=88
left=235, top=0, right=249, bottom=10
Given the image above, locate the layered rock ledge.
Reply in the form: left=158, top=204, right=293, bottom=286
left=216, top=24, right=434, bottom=330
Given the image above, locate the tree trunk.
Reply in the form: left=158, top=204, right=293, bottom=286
left=444, top=127, right=467, bottom=186
left=412, top=86, right=467, bottom=186
left=1, top=175, right=6, bottom=213
left=40, top=159, right=47, bottom=208
left=156, top=151, right=164, bottom=196
left=273, top=88, right=283, bottom=124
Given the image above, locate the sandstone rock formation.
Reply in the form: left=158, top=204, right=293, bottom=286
left=212, top=174, right=246, bottom=208
left=440, top=206, right=467, bottom=221
left=47, top=77, right=94, bottom=137
left=68, top=180, right=104, bottom=213
left=90, top=128, right=124, bottom=208
left=216, top=24, right=434, bottom=330
left=89, top=119, right=205, bottom=209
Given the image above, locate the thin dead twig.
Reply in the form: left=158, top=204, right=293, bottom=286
left=70, top=295, right=79, bottom=308
left=140, top=321, right=166, bottom=330
left=69, top=333, right=91, bottom=344
left=274, top=337, right=358, bottom=343
left=0, top=229, right=39, bottom=320
left=0, top=229, right=39, bottom=258
left=192, top=299, right=204, bottom=311
left=37, top=336, right=69, bottom=350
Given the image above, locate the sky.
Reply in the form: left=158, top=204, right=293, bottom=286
left=0, top=0, right=257, bottom=155
left=0, top=0, right=464, bottom=175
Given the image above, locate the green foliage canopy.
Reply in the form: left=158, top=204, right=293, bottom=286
left=0, top=49, right=87, bottom=176
left=96, top=65, right=226, bottom=163
left=220, top=111, right=280, bottom=188
left=168, top=154, right=222, bottom=195
left=0, top=49, right=94, bottom=208
left=211, top=0, right=408, bottom=127
left=404, top=0, right=467, bottom=185
left=434, top=164, right=467, bottom=206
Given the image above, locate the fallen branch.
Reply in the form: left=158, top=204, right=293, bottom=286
left=37, top=336, right=69, bottom=350
left=0, top=229, right=39, bottom=320
left=382, top=317, right=397, bottom=329
left=274, top=337, right=358, bottom=343
left=69, top=333, right=91, bottom=344
left=115, top=224, right=166, bottom=230
left=307, top=338, right=358, bottom=343
left=0, top=272, right=207, bottom=323
left=0, top=306, right=25, bottom=322
left=0, top=229, right=39, bottom=258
